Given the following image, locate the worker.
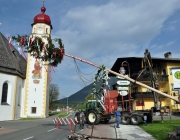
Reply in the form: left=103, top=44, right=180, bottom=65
left=144, top=114, right=147, bottom=126
left=115, top=108, right=121, bottom=128
left=79, top=111, right=85, bottom=130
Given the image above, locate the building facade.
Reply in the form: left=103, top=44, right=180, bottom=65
left=109, top=52, right=180, bottom=113
left=0, top=5, right=51, bottom=121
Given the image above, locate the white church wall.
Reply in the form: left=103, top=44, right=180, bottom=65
left=0, top=73, right=16, bottom=121
left=14, top=77, right=25, bottom=119
left=26, top=57, right=49, bottom=117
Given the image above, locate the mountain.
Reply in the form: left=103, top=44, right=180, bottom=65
left=57, top=77, right=117, bottom=106
left=57, top=83, right=93, bottom=105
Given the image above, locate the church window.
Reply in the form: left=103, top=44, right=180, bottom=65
left=1, top=82, right=8, bottom=105
left=46, top=28, right=48, bottom=33
left=31, top=107, right=36, bottom=114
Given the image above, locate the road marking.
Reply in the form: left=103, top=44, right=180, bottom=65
left=23, top=136, right=34, bottom=140
left=47, top=128, right=56, bottom=132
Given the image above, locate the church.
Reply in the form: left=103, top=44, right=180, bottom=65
left=0, top=4, right=51, bottom=121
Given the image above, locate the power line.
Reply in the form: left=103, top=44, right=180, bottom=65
left=73, top=59, right=97, bottom=85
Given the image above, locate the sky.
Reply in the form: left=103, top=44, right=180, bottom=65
left=1, top=0, right=180, bottom=99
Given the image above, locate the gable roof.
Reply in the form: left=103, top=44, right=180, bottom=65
left=109, top=56, right=180, bottom=77
left=0, top=32, right=27, bottom=79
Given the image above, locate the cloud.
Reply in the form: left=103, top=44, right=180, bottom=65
left=50, top=0, right=180, bottom=96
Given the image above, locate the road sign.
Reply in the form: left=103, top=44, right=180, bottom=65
left=119, top=91, right=128, bottom=96
left=116, top=86, right=129, bottom=91
left=117, top=80, right=130, bottom=86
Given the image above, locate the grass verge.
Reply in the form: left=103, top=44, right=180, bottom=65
left=58, top=111, right=70, bottom=118
left=139, top=120, right=180, bottom=140
left=49, top=111, right=60, bottom=116
left=20, top=118, right=42, bottom=120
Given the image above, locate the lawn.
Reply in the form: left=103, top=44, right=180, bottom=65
left=139, top=120, right=180, bottom=140
left=49, top=111, right=60, bottom=116
left=20, top=118, right=42, bottom=120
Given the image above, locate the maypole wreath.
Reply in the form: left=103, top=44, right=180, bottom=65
left=12, top=35, right=65, bottom=67
left=92, top=65, right=107, bottom=97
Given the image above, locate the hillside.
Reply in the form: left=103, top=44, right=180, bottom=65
left=57, top=83, right=93, bottom=105
left=57, top=76, right=117, bottom=106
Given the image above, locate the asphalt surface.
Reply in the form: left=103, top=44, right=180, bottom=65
left=0, top=113, right=77, bottom=140
left=0, top=113, right=180, bottom=140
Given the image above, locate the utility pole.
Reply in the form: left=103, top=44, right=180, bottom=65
left=67, top=96, right=68, bottom=114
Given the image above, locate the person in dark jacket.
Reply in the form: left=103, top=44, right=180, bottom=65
left=115, top=108, right=121, bottom=128
left=79, top=112, right=85, bottom=130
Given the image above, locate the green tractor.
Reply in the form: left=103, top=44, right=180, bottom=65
left=74, top=99, right=116, bottom=125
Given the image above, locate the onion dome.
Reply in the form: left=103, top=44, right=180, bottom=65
left=32, top=6, right=53, bottom=29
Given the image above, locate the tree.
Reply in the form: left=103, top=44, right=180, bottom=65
left=49, top=84, right=60, bottom=110
left=85, top=93, right=94, bottom=101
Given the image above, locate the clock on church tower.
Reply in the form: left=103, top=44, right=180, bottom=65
left=23, top=3, right=53, bottom=118
left=31, top=5, right=52, bottom=36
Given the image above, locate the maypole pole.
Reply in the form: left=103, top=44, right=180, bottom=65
left=64, top=53, right=179, bottom=102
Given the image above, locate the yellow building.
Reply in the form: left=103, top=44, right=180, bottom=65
left=109, top=52, right=180, bottom=113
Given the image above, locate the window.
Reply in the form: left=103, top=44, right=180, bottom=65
left=31, top=107, right=36, bottom=114
left=1, top=82, right=8, bottom=105
left=46, top=28, right=48, bottom=33
left=162, top=69, right=166, bottom=75
left=133, top=87, right=138, bottom=92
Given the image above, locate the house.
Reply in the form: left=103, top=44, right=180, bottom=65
left=109, top=52, right=180, bottom=113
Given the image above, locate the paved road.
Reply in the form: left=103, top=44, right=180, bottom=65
left=0, top=113, right=77, bottom=140
left=0, top=114, right=180, bottom=140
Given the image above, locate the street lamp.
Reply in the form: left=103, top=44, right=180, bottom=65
left=67, top=96, right=69, bottom=114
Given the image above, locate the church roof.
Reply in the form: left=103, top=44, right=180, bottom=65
left=0, top=33, right=27, bottom=79
left=32, top=6, right=53, bottom=29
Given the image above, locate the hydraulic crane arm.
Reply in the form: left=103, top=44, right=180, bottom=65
left=143, top=49, right=160, bottom=110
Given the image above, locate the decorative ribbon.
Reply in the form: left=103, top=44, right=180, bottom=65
left=92, top=65, right=107, bottom=97
left=50, top=65, right=55, bottom=72
left=8, top=36, right=13, bottom=50
left=21, top=47, right=27, bottom=60
left=31, top=36, right=36, bottom=45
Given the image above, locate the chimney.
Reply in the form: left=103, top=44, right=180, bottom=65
left=164, top=52, right=172, bottom=58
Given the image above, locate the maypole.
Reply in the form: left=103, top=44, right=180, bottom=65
left=11, top=35, right=178, bottom=102
left=64, top=53, right=179, bottom=102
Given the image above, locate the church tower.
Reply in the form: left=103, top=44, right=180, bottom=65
left=23, top=4, right=52, bottom=118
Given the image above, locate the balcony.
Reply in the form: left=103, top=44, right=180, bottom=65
left=156, top=75, right=168, bottom=82
left=172, top=104, right=180, bottom=111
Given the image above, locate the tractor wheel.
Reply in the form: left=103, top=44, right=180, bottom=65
left=121, top=116, right=130, bottom=125
left=130, top=115, right=142, bottom=125
left=87, top=110, right=97, bottom=124
left=104, top=118, right=109, bottom=124
left=95, top=114, right=101, bottom=124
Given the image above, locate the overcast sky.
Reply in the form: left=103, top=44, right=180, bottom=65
left=1, top=0, right=180, bottom=99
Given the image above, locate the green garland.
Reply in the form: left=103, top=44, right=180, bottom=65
left=92, top=65, right=107, bottom=97
left=11, top=35, right=65, bottom=67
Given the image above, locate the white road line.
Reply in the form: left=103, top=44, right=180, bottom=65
left=23, top=136, right=34, bottom=140
left=47, top=128, right=57, bottom=132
